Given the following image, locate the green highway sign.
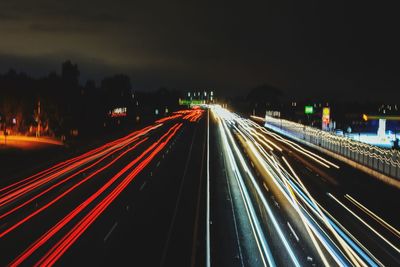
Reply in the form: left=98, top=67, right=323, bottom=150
left=304, top=105, right=314, bottom=114
left=179, top=99, right=204, bottom=105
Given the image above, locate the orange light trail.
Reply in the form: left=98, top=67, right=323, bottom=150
left=10, top=123, right=182, bottom=266
left=0, top=137, right=139, bottom=220
left=0, top=138, right=148, bottom=239
left=0, top=126, right=158, bottom=209
left=37, top=124, right=182, bottom=266
left=156, top=114, right=182, bottom=123
left=0, top=125, right=158, bottom=198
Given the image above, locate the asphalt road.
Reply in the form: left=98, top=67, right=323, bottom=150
left=236, top=114, right=400, bottom=266
left=211, top=105, right=400, bottom=266
left=210, top=110, right=266, bottom=267
left=0, top=109, right=213, bottom=266
left=255, top=122, right=400, bottom=266
left=2, top=106, right=398, bottom=267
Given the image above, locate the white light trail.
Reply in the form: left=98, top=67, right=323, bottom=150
left=345, top=194, right=400, bottom=239
left=328, top=193, right=400, bottom=254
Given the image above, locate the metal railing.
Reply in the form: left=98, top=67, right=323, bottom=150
left=263, top=115, right=400, bottom=180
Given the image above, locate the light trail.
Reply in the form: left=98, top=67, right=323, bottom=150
left=0, top=138, right=149, bottom=239
left=30, top=124, right=182, bottom=266
left=156, top=114, right=182, bottom=123
left=212, top=105, right=306, bottom=266
left=0, top=124, right=159, bottom=203
left=0, top=110, right=202, bottom=265
left=271, top=156, right=372, bottom=266
left=255, top=143, right=378, bottom=266
left=206, top=109, right=211, bottom=267
left=251, top=130, right=282, bottom=151
left=345, top=194, right=400, bottom=239
left=0, top=137, right=139, bottom=220
left=328, top=193, right=400, bottom=254
left=245, top=117, right=385, bottom=265
left=260, top=115, right=400, bottom=169
left=225, top=122, right=301, bottom=267
left=281, top=156, right=331, bottom=267
left=245, top=139, right=346, bottom=266
left=0, top=129, right=147, bottom=207
left=0, top=124, right=157, bottom=195
left=247, top=118, right=340, bottom=169
left=10, top=124, right=182, bottom=265
left=256, top=126, right=338, bottom=169
left=213, top=105, right=390, bottom=267
left=274, top=160, right=382, bottom=267
left=217, top=117, right=275, bottom=267
left=246, top=120, right=389, bottom=265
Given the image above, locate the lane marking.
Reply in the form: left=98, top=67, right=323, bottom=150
left=287, top=222, right=300, bottom=242
left=206, top=109, right=211, bottom=267
left=190, top=120, right=207, bottom=267
left=104, top=221, right=118, bottom=243
left=219, top=119, right=275, bottom=266
left=224, top=159, right=245, bottom=267
left=139, top=181, right=147, bottom=191
left=160, top=124, right=198, bottom=267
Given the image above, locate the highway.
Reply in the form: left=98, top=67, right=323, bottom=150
left=0, top=108, right=210, bottom=266
left=1, top=105, right=399, bottom=266
left=211, top=105, right=400, bottom=266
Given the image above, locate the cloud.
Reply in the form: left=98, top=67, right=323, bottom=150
left=0, top=0, right=398, bottom=100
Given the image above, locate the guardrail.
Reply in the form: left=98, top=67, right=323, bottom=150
left=261, top=115, right=400, bottom=180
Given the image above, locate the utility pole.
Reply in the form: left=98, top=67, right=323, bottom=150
left=3, top=116, right=7, bottom=145
left=36, top=100, right=41, bottom=137
left=4, top=125, right=6, bottom=145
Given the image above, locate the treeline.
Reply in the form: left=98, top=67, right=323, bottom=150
left=0, top=61, right=182, bottom=140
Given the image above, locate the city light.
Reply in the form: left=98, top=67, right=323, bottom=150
left=110, top=107, right=127, bottom=117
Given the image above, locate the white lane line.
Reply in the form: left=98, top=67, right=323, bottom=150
left=224, top=155, right=245, bottom=267
left=206, top=109, right=211, bottom=267
left=160, top=125, right=197, bottom=267
left=221, top=121, right=275, bottom=266
left=287, top=222, right=300, bottom=242
left=156, top=161, right=161, bottom=167
left=139, top=181, right=147, bottom=191
left=104, top=221, right=118, bottom=242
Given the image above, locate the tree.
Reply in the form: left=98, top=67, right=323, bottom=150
left=61, top=61, right=80, bottom=86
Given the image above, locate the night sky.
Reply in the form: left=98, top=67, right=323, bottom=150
left=0, top=1, right=398, bottom=100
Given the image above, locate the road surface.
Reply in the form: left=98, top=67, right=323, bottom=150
left=1, top=105, right=399, bottom=266
left=211, top=105, right=400, bottom=266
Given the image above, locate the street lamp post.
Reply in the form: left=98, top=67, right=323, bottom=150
left=3, top=123, right=7, bottom=145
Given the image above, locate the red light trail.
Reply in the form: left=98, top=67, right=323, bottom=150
left=0, top=110, right=204, bottom=266
left=11, top=123, right=182, bottom=266
left=0, top=124, right=159, bottom=199
left=0, top=138, right=148, bottom=239
left=0, top=137, right=142, bottom=220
